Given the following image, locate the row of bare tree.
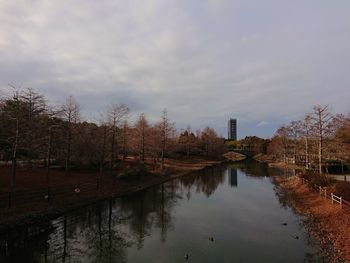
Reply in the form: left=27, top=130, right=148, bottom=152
left=268, top=105, right=350, bottom=175
left=0, top=88, right=226, bottom=188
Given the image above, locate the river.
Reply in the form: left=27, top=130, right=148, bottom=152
left=0, top=161, right=327, bottom=262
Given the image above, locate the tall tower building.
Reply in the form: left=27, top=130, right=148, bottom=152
left=228, top=118, right=237, bottom=140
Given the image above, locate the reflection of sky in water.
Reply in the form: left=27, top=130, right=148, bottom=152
left=0, top=163, right=326, bottom=263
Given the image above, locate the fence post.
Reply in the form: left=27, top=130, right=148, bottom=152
left=331, top=193, right=334, bottom=204
left=340, top=197, right=342, bottom=208
left=324, top=188, right=327, bottom=199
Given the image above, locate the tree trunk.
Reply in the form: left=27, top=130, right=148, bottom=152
left=65, top=119, right=71, bottom=176
left=318, top=113, right=323, bottom=175
left=100, top=126, right=107, bottom=177
left=305, top=136, right=309, bottom=169
left=46, top=127, right=52, bottom=181
left=141, top=130, right=145, bottom=163
left=110, top=128, right=116, bottom=173
left=11, top=119, right=19, bottom=189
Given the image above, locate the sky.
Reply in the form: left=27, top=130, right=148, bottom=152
left=0, top=0, right=349, bottom=138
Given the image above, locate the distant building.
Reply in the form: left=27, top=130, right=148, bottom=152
left=228, top=118, right=237, bottom=140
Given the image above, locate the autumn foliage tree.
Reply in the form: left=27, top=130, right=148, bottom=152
left=269, top=104, right=349, bottom=175
left=178, top=127, right=197, bottom=158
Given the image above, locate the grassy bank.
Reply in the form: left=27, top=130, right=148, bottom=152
left=274, top=175, right=350, bottom=262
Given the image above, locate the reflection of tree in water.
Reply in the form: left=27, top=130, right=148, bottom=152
left=271, top=178, right=291, bottom=209
left=118, top=181, right=179, bottom=247
left=0, top=222, right=53, bottom=263
left=1, top=200, right=133, bottom=263
left=178, top=166, right=226, bottom=198
left=115, top=166, right=228, bottom=249
left=45, top=200, right=132, bottom=263
left=85, top=200, right=132, bottom=263
left=0, top=180, right=182, bottom=262
left=268, top=167, right=298, bottom=210
left=155, top=183, right=176, bottom=242
left=1, top=165, right=232, bottom=262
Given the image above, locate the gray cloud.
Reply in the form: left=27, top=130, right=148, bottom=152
left=0, top=0, right=349, bottom=138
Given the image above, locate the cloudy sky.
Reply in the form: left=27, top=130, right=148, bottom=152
left=0, top=0, right=349, bottom=138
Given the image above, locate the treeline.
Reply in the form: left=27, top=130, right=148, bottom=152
left=0, top=88, right=226, bottom=183
left=268, top=105, right=350, bottom=174
left=226, top=136, right=270, bottom=155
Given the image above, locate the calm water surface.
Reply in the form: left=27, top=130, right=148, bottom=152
left=0, top=162, right=326, bottom=262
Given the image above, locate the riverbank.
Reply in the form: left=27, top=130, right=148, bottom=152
left=265, top=160, right=350, bottom=200
left=273, top=175, right=350, bottom=262
left=0, top=157, right=221, bottom=231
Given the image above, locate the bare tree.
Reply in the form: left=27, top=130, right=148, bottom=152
left=157, top=109, right=175, bottom=170
left=0, top=95, right=5, bottom=160
left=301, top=114, right=312, bottom=169
left=285, top=120, right=302, bottom=164
left=3, top=86, right=22, bottom=189
left=106, top=104, right=129, bottom=172
left=311, top=105, right=333, bottom=175
left=328, top=114, right=350, bottom=175
left=61, top=95, right=80, bottom=175
left=275, top=126, right=290, bottom=163
left=99, top=123, right=108, bottom=177
left=11, top=102, right=19, bottom=189
left=270, top=107, right=350, bottom=175
left=135, top=113, right=149, bottom=163
left=20, top=88, right=46, bottom=167
left=121, top=120, right=130, bottom=161
left=45, top=108, right=60, bottom=180
left=200, top=127, right=221, bottom=157
left=179, top=126, right=196, bottom=158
